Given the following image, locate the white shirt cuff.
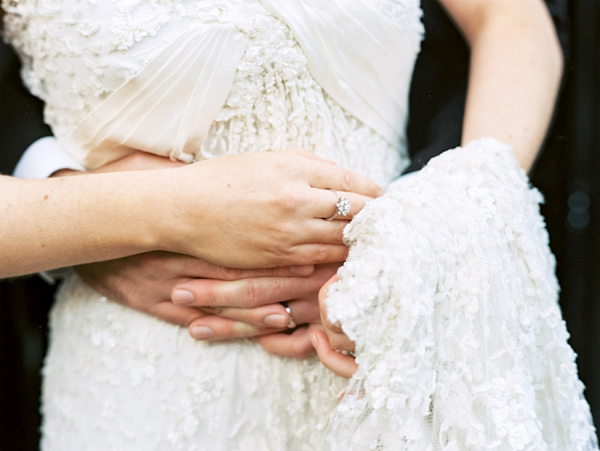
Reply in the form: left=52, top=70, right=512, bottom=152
left=13, top=136, right=85, bottom=179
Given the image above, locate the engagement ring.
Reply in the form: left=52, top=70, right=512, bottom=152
left=326, top=189, right=351, bottom=220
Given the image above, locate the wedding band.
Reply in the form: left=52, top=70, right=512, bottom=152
left=325, top=189, right=351, bottom=221
left=284, top=306, right=297, bottom=329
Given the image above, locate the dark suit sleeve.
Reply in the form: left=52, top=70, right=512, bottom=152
left=0, top=37, right=55, bottom=451
left=403, top=0, right=569, bottom=175
left=0, top=40, right=51, bottom=175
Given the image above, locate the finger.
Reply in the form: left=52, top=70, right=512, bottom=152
left=306, top=162, right=383, bottom=198
left=311, top=330, right=358, bottom=378
left=172, top=273, right=328, bottom=308
left=325, top=331, right=356, bottom=352
left=209, top=296, right=321, bottom=329
left=255, top=328, right=315, bottom=358
left=205, top=263, right=315, bottom=279
left=283, top=298, right=320, bottom=325
left=309, top=189, right=374, bottom=222
left=161, top=253, right=314, bottom=280
left=147, top=301, right=206, bottom=328
left=188, top=315, right=281, bottom=341
left=202, top=303, right=290, bottom=329
left=318, top=274, right=344, bottom=333
left=286, top=244, right=349, bottom=266
left=299, top=219, right=346, bottom=246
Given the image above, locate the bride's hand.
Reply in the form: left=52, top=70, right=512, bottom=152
left=311, top=274, right=358, bottom=378
left=159, top=149, right=382, bottom=268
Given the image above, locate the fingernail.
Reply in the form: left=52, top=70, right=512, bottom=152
left=264, top=314, right=287, bottom=328
left=377, top=188, right=385, bottom=197
left=190, top=326, right=213, bottom=340
left=290, top=265, right=313, bottom=275
left=310, top=333, right=318, bottom=348
left=173, top=289, right=194, bottom=305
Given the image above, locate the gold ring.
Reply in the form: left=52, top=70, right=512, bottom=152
left=284, top=306, right=297, bottom=329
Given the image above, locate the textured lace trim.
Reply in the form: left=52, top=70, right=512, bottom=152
left=324, top=138, right=598, bottom=451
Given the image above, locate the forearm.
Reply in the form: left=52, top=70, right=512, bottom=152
left=443, top=0, right=563, bottom=171
left=0, top=171, right=165, bottom=278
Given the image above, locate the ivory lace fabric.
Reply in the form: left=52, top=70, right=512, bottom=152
left=325, top=138, right=598, bottom=450
left=3, top=0, right=597, bottom=449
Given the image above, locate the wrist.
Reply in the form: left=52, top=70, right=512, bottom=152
left=127, top=169, right=171, bottom=253
left=80, top=170, right=166, bottom=255
left=146, top=165, right=209, bottom=257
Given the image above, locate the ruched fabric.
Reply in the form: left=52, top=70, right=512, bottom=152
left=64, top=24, right=249, bottom=168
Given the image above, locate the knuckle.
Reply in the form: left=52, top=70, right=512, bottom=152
left=311, top=245, right=331, bottom=264
left=276, top=221, right=296, bottom=239
left=219, top=266, right=244, bottom=280
left=278, top=188, right=304, bottom=211
left=342, top=170, right=354, bottom=192
left=201, top=285, right=220, bottom=308
left=292, top=340, right=313, bottom=359
left=242, top=279, right=262, bottom=307
left=130, top=294, right=151, bottom=310
left=262, top=267, right=279, bottom=277
left=271, top=276, right=293, bottom=298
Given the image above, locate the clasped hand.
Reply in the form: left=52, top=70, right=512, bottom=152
left=76, top=253, right=357, bottom=376
left=73, top=149, right=371, bottom=377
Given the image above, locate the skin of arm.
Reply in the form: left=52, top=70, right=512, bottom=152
left=315, top=0, right=565, bottom=376
left=33, top=151, right=333, bottom=344
left=0, top=169, right=165, bottom=278
left=0, top=149, right=381, bottom=279
left=442, top=0, right=563, bottom=171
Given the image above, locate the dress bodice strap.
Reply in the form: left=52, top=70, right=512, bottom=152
left=262, top=0, right=422, bottom=147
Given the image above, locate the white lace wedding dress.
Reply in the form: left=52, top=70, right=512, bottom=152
left=3, top=0, right=597, bottom=450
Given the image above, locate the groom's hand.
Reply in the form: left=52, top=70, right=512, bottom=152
left=64, top=150, right=337, bottom=352
left=173, top=263, right=340, bottom=350
left=75, top=253, right=332, bottom=344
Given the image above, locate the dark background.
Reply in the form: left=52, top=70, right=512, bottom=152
left=1, top=1, right=599, bottom=449
left=540, top=0, right=600, bottom=429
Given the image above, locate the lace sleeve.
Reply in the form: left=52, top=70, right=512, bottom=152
left=323, top=138, right=598, bottom=450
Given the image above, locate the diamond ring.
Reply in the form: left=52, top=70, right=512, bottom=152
left=326, top=189, right=351, bottom=221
